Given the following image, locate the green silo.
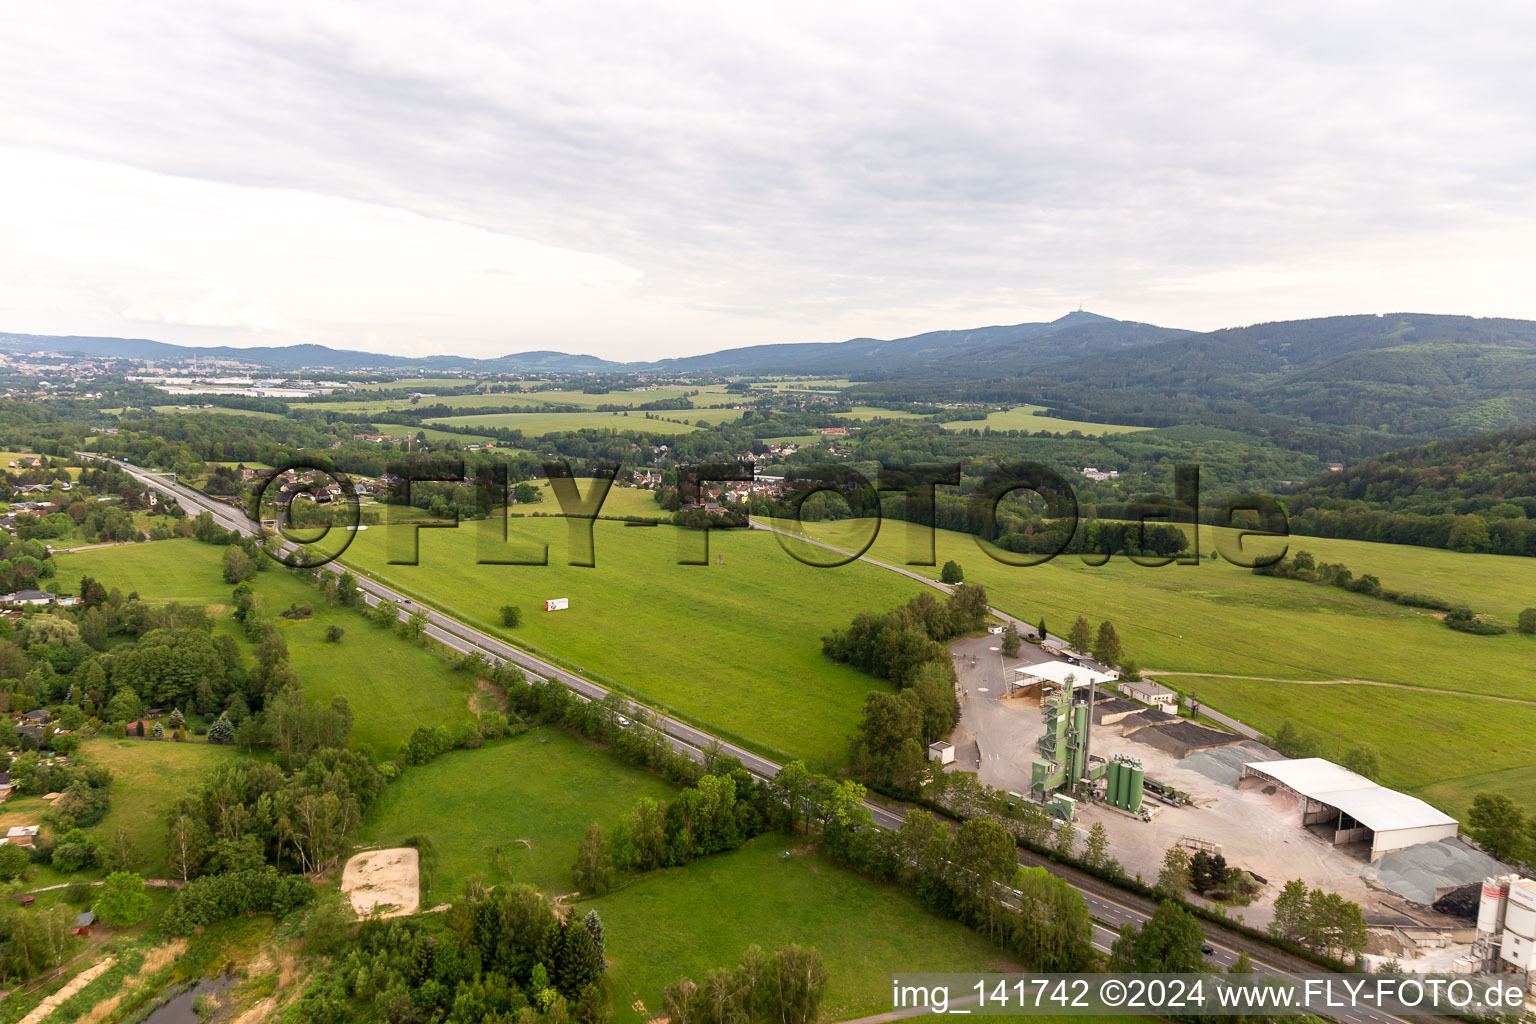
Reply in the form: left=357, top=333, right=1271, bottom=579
left=1105, top=760, right=1122, bottom=808
left=1071, top=704, right=1089, bottom=782
left=1127, top=764, right=1145, bottom=813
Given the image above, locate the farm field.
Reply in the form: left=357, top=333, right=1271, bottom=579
left=502, top=384, right=738, bottom=408
left=1159, top=677, right=1536, bottom=817
left=369, top=421, right=497, bottom=444
left=771, top=516, right=1536, bottom=700
left=306, top=384, right=739, bottom=416
left=751, top=378, right=855, bottom=394
left=590, top=832, right=1024, bottom=1024
left=151, top=405, right=286, bottom=419
left=356, top=728, right=677, bottom=903
left=510, top=482, right=662, bottom=519
left=373, top=377, right=474, bottom=390
left=940, top=405, right=1151, bottom=435
left=302, top=392, right=533, bottom=415
left=830, top=405, right=930, bottom=420
left=54, top=539, right=235, bottom=607
left=425, top=408, right=742, bottom=434
left=82, top=739, right=247, bottom=879
left=339, top=517, right=929, bottom=763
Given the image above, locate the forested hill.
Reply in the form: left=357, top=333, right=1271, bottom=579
left=1281, top=426, right=1536, bottom=555
left=1014, top=313, right=1536, bottom=442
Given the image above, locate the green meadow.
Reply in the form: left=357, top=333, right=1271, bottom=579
left=940, top=405, right=1151, bottom=435
left=775, top=517, right=1536, bottom=700
left=339, top=517, right=930, bottom=763
left=371, top=421, right=497, bottom=444
left=830, top=405, right=931, bottom=420
left=356, top=728, right=677, bottom=902
left=54, top=540, right=481, bottom=754
left=82, top=738, right=248, bottom=878
left=151, top=405, right=286, bottom=419
left=425, top=408, right=742, bottom=435
left=359, top=731, right=1031, bottom=1024
left=590, top=833, right=1024, bottom=1024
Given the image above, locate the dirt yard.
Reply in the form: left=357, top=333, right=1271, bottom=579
left=341, top=847, right=420, bottom=919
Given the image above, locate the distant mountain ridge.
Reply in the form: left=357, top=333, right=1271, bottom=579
left=0, top=310, right=1186, bottom=376
left=0, top=332, right=622, bottom=373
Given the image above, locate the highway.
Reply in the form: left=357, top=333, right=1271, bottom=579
left=80, top=455, right=1404, bottom=1024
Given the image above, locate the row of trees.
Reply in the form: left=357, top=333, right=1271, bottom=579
left=662, top=945, right=827, bottom=1024
left=1270, top=880, right=1370, bottom=960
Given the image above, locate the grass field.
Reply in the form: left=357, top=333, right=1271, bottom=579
left=307, top=384, right=740, bottom=416
left=776, top=517, right=1536, bottom=700
left=370, top=422, right=497, bottom=444
left=151, top=405, right=286, bottom=419
left=55, top=540, right=480, bottom=754
left=511, top=483, right=662, bottom=519
left=54, top=539, right=235, bottom=606
left=939, top=405, right=1151, bottom=435
left=340, top=517, right=928, bottom=763
left=356, top=728, right=677, bottom=902
left=590, top=833, right=1023, bottom=1024
left=1157, top=676, right=1536, bottom=817
left=374, top=377, right=475, bottom=391
left=830, top=405, right=930, bottom=420
left=425, top=408, right=742, bottom=435
left=82, top=739, right=248, bottom=878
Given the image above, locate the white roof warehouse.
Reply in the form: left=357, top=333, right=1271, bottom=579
left=1240, top=757, right=1459, bottom=861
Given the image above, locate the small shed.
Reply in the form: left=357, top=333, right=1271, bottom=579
left=73, top=911, right=96, bottom=936
left=927, top=741, right=955, bottom=765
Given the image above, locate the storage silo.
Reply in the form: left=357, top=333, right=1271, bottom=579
left=1126, top=763, right=1145, bottom=813
left=1479, top=876, right=1513, bottom=936
left=1105, top=760, right=1123, bottom=809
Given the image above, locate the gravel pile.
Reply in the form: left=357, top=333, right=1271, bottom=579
left=1431, top=883, right=1481, bottom=920
left=1181, top=742, right=1282, bottom=788
left=1365, top=839, right=1508, bottom=905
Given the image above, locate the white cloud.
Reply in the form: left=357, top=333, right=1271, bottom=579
left=0, top=1, right=1533, bottom=358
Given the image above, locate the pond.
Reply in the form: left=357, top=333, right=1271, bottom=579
left=140, top=973, right=236, bottom=1024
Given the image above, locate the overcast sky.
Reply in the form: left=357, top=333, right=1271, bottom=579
left=2, top=2, right=1533, bottom=360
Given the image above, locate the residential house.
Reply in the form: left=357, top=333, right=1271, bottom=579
left=73, top=911, right=96, bottom=936
left=1, top=590, right=57, bottom=606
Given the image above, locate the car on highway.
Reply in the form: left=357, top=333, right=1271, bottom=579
left=1201, top=943, right=1215, bottom=956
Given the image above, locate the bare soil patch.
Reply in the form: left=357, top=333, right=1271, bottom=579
left=341, top=847, right=421, bottom=919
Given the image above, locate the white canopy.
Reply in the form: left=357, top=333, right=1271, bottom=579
left=1014, top=662, right=1117, bottom=690
left=1242, top=758, right=1457, bottom=831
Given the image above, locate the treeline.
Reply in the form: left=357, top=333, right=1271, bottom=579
left=1253, top=550, right=1514, bottom=634
left=822, top=588, right=978, bottom=790
left=284, top=886, right=611, bottom=1024
left=662, top=945, right=827, bottom=1024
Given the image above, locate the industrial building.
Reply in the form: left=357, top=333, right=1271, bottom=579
left=1239, top=758, right=1459, bottom=860
left=1464, top=875, right=1536, bottom=997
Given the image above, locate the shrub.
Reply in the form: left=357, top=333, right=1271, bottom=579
left=500, top=604, right=523, bottom=627
left=324, top=625, right=345, bottom=643
left=1519, top=608, right=1536, bottom=635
